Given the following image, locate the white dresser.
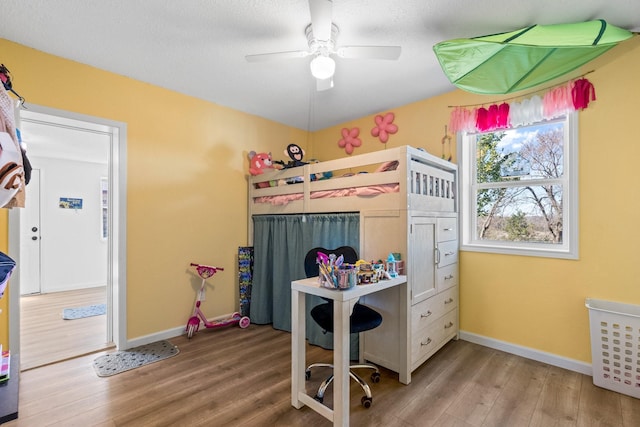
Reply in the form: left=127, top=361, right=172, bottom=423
left=359, top=160, right=459, bottom=384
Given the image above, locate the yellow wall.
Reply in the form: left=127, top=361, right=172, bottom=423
left=3, top=35, right=639, bottom=365
left=0, top=39, right=308, bottom=347
left=311, top=36, right=640, bottom=364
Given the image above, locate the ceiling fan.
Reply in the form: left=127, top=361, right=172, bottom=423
left=245, top=0, right=401, bottom=91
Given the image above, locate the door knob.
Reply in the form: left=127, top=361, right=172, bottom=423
left=32, top=227, right=38, bottom=232
left=32, top=236, right=38, bottom=241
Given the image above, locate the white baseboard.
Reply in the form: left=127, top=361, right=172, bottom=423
left=126, top=326, right=186, bottom=349
left=459, top=330, right=592, bottom=376
left=22, top=283, right=105, bottom=296
left=125, top=312, right=238, bottom=350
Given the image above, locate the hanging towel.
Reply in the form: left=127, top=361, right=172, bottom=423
left=0, top=85, right=24, bottom=208
left=572, top=78, right=596, bottom=110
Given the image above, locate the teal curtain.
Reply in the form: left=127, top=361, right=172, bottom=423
left=250, top=213, right=360, bottom=358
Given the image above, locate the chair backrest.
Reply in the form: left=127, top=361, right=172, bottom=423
left=304, top=246, right=358, bottom=278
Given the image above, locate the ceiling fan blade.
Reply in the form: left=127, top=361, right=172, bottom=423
left=309, top=0, right=333, bottom=41
left=336, top=46, right=402, bottom=60
left=245, top=50, right=310, bottom=62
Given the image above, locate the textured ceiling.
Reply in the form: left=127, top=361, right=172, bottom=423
left=1, top=0, right=639, bottom=131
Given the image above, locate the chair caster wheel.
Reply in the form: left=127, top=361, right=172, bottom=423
left=361, top=396, right=372, bottom=408
left=314, top=395, right=324, bottom=404
left=371, top=372, right=381, bottom=383
left=305, top=370, right=311, bottom=380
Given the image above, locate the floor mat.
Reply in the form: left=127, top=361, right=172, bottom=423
left=93, top=340, right=179, bottom=377
left=62, top=303, right=106, bottom=320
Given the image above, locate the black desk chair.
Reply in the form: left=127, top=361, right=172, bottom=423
left=304, top=246, right=383, bottom=408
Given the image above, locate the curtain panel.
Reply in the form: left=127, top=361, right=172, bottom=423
left=250, top=213, right=360, bottom=357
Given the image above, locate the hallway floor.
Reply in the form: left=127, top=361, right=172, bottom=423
left=19, top=286, right=112, bottom=370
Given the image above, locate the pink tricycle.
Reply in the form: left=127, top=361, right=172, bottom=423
left=185, top=262, right=251, bottom=339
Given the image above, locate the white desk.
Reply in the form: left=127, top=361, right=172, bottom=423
left=291, top=275, right=408, bottom=426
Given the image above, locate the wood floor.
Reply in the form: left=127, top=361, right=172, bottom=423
left=19, top=286, right=112, bottom=370
left=5, top=322, right=640, bottom=427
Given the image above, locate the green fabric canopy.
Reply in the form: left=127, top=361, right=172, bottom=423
left=433, top=20, right=633, bottom=94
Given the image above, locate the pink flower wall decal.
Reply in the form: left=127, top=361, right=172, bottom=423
left=338, top=127, right=362, bottom=155
left=371, top=112, right=398, bottom=143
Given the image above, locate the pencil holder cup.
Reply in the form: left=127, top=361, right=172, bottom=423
left=319, top=266, right=357, bottom=290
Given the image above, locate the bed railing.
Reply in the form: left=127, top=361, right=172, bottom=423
left=248, top=145, right=457, bottom=215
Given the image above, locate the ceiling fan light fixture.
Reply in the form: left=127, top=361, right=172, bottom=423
left=310, top=55, right=335, bottom=80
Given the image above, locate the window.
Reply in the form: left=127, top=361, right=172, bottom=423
left=459, top=113, right=578, bottom=259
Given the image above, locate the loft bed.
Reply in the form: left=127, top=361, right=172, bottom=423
left=247, top=145, right=459, bottom=380
left=247, top=145, right=457, bottom=221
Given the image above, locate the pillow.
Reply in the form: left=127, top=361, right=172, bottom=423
left=374, top=160, right=399, bottom=172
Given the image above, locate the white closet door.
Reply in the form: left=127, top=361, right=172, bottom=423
left=409, top=217, right=436, bottom=305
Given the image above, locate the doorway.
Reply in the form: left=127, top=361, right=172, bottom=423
left=7, top=105, right=127, bottom=368
left=19, top=169, right=41, bottom=296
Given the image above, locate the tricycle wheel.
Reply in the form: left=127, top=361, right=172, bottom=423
left=187, top=323, right=197, bottom=339
left=239, top=316, right=251, bottom=329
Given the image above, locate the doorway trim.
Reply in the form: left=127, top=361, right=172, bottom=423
left=7, top=104, right=127, bottom=353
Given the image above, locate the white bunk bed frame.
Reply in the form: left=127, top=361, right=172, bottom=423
left=248, top=145, right=457, bottom=232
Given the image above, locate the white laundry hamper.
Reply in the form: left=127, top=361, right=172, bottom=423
left=586, top=298, right=640, bottom=398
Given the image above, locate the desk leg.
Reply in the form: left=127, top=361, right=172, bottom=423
left=291, top=289, right=305, bottom=409
left=333, top=298, right=351, bottom=427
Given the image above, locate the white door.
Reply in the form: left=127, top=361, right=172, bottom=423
left=410, top=217, right=437, bottom=305
left=20, top=169, right=42, bottom=295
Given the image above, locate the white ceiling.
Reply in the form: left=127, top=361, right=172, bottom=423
left=2, top=0, right=639, bottom=131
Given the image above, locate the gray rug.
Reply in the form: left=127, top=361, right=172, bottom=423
left=93, top=340, right=179, bottom=377
left=62, top=303, right=106, bottom=320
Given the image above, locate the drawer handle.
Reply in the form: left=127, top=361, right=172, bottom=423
left=444, top=251, right=455, bottom=256
left=444, top=274, right=454, bottom=280
left=444, top=298, right=454, bottom=304
left=443, top=227, right=453, bottom=231
left=421, top=310, right=432, bottom=318
left=444, top=322, right=454, bottom=329
left=421, top=337, right=432, bottom=346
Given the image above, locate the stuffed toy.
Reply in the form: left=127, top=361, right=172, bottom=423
left=247, top=151, right=274, bottom=175
left=308, top=159, right=333, bottom=181
left=275, top=143, right=307, bottom=169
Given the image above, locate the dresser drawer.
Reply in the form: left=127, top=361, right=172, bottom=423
left=439, top=285, right=458, bottom=315
left=411, top=316, right=442, bottom=365
left=437, top=263, right=458, bottom=292
left=437, top=217, right=457, bottom=242
left=437, top=240, right=458, bottom=267
left=412, top=297, right=440, bottom=336
left=411, top=307, right=458, bottom=367
left=440, top=309, right=458, bottom=342
left=411, top=285, right=458, bottom=333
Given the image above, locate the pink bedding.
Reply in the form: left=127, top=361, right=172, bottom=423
left=254, top=183, right=399, bottom=206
